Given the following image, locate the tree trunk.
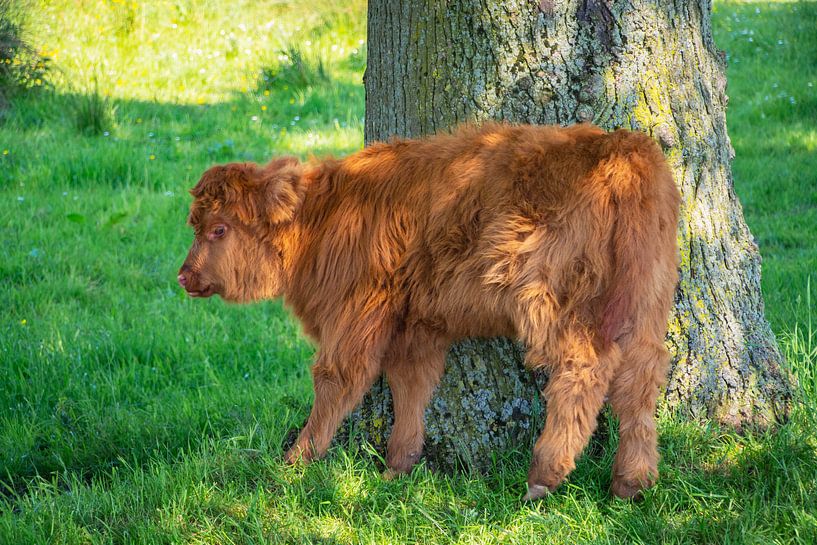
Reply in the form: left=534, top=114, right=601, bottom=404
left=350, top=0, right=793, bottom=471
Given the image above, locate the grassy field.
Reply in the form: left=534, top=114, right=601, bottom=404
left=1, top=1, right=816, bottom=543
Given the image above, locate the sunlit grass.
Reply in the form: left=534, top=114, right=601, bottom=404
left=1, top=0, right=816, bottom=544
left=715, top=1, right=817, bottom=334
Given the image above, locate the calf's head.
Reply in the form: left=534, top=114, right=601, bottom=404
left=178, top=157, right=303, bottom=303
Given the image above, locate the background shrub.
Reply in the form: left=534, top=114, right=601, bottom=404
left=0, top=0, right=49, bottom=112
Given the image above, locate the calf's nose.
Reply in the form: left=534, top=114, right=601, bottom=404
left=178, top=273, right=188, bottom=287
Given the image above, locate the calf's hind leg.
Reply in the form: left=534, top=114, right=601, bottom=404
left=524, top=333, right=621, bottom=500
left=382, top=328, right=446, bottom=477
left=608, top=337, right=669, bottom=499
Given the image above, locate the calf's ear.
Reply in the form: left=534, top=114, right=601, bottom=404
left=261, top=157, right=304, bottom=224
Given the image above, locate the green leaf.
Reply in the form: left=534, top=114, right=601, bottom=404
left=106, top=211, right=129, bottom=226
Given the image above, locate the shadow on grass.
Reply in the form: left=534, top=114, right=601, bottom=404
left=2, top=400, right=816, bottom=543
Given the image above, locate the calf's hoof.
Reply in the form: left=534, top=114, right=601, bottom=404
left=284, top=443, right=314, bottom=465
left=385, top=449, right=422, bottom=479
left=525, top=458, right=569, bottom=500
left=522, top=483, right=553, bottom=501
left=610, top=476, right=652, bottom=500
left=382, top=468, right=404, bottom=481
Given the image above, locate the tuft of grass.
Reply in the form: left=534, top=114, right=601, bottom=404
left=108, top=0, right=137, bottom=37
left=780, top=279, right=817, bottom=418
left=259, top=45, right=330, bottom=91
left=70, top=76, right=117, bottom=136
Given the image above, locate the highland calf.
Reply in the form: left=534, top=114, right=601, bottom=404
left=178, top=123, right=680, bottom=499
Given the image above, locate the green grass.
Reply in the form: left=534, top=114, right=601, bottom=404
left=718, top=1, right=817, bottom=334
left=1, top=0, right=816, bottom=543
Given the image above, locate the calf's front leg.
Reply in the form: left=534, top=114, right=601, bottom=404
left=285, top=350, right=383, bottom=464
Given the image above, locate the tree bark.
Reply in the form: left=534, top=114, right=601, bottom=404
left=350, top=0, right=793, bottom=471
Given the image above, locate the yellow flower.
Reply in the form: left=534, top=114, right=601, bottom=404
left=21, top=319, right=26, bottom=325
left=149, top=154, right=156, bottom=160
left=263, top=90, right=270, bottom=96
left=261, top=105, right=267, bottom=111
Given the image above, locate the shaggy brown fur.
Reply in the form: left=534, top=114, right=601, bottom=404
left=178, top=123, right=680, bottom=499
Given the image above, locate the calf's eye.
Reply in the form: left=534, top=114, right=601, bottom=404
left=211, top=225, right=226, bottom=239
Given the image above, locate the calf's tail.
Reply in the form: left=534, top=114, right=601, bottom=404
left=599, top=132, right=679, bottom=346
